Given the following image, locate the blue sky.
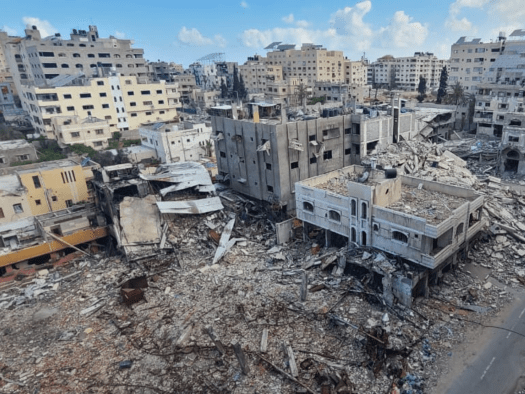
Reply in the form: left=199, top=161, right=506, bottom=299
left=1, top=0, right=523, bottom=66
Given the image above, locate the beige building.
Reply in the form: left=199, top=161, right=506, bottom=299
left=172, top=74, right=197, bottom=103
left=20, top=73, right=179, bottom=137
left=344, top=60, right=368, bottom=86
left=51, top=116, right=112, bottom=150
left=239, top=55, right=283, bottom=94
left=265, top=44, right=344, bottom=87
left=0, top=25, right=148, bottom=96
left=265, top=77, right=304, bottom=105
left=195, top=90, right=221, bottom=109
left=449, top=34, right=508, bottom=92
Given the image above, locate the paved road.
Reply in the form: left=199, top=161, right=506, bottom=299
left=446, top=291, right=525, bottom=394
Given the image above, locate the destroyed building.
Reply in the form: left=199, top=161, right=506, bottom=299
left=212, top=101, right=435, bottom=210
left=294, top=165, right=485, bottom=304
left=92, top=161, right=222, bottom=260
left=0, top=139, right=38, bottom=168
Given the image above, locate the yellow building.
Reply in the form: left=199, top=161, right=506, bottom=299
left=51, top=115, right=112, bottom=150
left=0, top=159, right=90, bottom=219
left=0, top=175, right=32, bottom=225
left=20, top=73, right=179, bottom=138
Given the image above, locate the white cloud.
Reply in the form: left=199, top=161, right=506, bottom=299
left=296, top=20, right=310, bottom=28
left=491, top=0, right=525, bottom=24
left=445, top=0, right=489, bottom=31
left=177, top=27, right=226, bottom=47
left=329, top=1, right=374, bottom=51
left=282, top=13, right=310, bottom=28
left=241, top=1, right=427, bottom=54
left=379, top=11, right=428, bottom=48
left=22, top=17, right=58, bottom=38
left=240, top=1, right=249, bottom=8
left=114, top=31, right=126, bottom=39
left=1, top=25, right=17, bottom=36
left=282, top=14, right=294, bottom=24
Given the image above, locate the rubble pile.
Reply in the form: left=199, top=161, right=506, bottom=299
left=366, top=141, right=479, bottom=188
left=0, top=198, right=511, bottom=394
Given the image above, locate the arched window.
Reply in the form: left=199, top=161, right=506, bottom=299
left=114, top=54, right=121, bottom=58
left=392, top=231, right=408, bottom=243
left=361, top=231, right=367, bottom=246
left=90, top=64, right=97, bottom=68
left=351, top=200, right=357, bottom=216
left=329, top=210, right=341, bottom=222
left=361, top=202, right=367, bottom=219
left=76, top=64, right=83, bottom=68
left=73, top=53, right=81, bottom=57
left=373, top=223, right=379, bottom=232
left=351, top=228, right=356, bottom=243
left=303, top=202, right=314, bottom=212
left=126, top=54, right=133, bottom=58
left=61, top=64, right=69, bottom=68
left=58, top=53, right=66, bottom=57
left=508, top=150, right=520, bottom=159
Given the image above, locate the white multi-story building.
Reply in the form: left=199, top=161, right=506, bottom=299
left=0, top=25, right=148, bottom=97
left=368, top=53, right=448, bottom=91
left=139, top=120, right=212, bottom=163
left=448, top=30, right=525, bottom=92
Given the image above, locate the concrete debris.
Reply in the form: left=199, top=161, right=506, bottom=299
left=3, top=137, right=525, bottom=393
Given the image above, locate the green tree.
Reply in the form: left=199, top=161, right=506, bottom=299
left=220, top=78, right=228, bottom=99
left=436, top=66, right=448, bottom=104
left=417, top=76, right=427, bottom=103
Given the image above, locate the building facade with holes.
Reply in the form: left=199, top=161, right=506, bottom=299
left=295, top=165, right=485, bottom=270
left=212, top=104, right=421, bottom=211
left=139, top=120, right=213, bottom=163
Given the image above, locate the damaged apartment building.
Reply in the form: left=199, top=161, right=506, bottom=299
left=294, top=165, right=485, bottom=305
left=211, top=101, right=443, bottom=211
left=91, top=161, right=222, bottom=260
left=0, top=159, right=108, bottom=276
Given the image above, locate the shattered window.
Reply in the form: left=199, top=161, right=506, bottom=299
left=13, top=204, right=23, bottom=214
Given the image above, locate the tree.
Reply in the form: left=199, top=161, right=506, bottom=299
left=436, top=66, right=448, bottom=104
left=449, top=81, right=464, bottom=105
left=220, top=78, right=228, bottom=99
left=417, top=76, right=427, bottom=103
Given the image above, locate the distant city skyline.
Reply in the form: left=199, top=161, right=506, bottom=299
left=1, top=0, right=523, bottom=66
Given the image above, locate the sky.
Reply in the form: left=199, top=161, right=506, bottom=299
left=1, top=0, right=523, bottom=67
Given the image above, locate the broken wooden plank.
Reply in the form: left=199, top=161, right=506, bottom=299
left=285, top=343, right=299, bottom=377
left=176, top=323, right=194, bottom=347
left=260, top=328, right=269, bottom=353
left=232, top=343, right=250, bottom=375
left=206, top=326, right=226, bottom=355
left=257, top=353, right=315, bottom=394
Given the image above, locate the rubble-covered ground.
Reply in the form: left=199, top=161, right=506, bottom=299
left=2, top=139, right=525, bottom=393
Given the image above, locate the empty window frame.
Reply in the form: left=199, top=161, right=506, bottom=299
left=303, top=201, right=314, bottom=212
left=328, top=210, right=341, bottom=222
left=392, top=231, right=408, bottom=243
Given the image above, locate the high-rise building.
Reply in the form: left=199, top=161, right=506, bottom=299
left=265, top=43, right=344, bottom=87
